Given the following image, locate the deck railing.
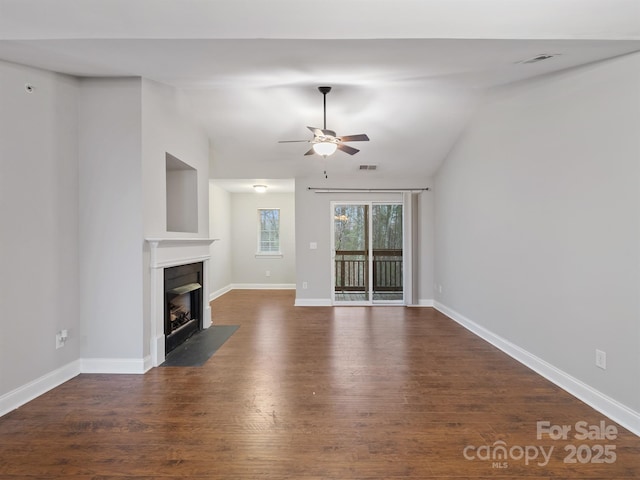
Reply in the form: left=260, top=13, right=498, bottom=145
left=335, top=249, right=402, bottom=292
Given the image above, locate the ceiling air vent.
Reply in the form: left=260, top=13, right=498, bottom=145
left=518, top=54, right=559, bottom=64
left=359, top=164, right=377, bottom=171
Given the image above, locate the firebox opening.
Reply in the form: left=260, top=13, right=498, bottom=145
left=164, top=262, right=204, bottom=354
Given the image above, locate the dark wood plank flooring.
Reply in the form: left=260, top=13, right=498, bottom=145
left=1, top=290, right=638, bottom=478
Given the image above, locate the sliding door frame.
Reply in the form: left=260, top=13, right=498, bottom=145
left=330, top=199, right=407, bottom=306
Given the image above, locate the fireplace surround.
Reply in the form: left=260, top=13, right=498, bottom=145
left=146, top=238, right=217, bottom=366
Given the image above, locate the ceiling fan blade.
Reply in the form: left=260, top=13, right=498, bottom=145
left=322, top=129, right=337, bottom=137
left=307, top=126, right=324, bottom=137
left=304, top=148, right=316, bottom=156
left=278, top=140, right=309, bottom=143
left=338, top=134, right=369, bottom=142
left=337, top=143, right=360, bottom=155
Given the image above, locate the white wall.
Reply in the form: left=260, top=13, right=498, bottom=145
left=434, top=53, right=640, bottom=417
left=78, top=78, right=144, bottom=361
left=141, top=79, right=210, bottom=238
left=141, top=79, right=210, bottom=358
left=230, top=192, right=296, bottom=286
left=1, top=70, right=209, bottom=408
left=0, top=61, right=80, bottom=397
left=209, top=182, right=232, bottom=298
left=294, top=176, right=434, bottom=304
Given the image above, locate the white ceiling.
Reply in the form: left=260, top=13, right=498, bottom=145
left=1, top=1, right=639, bottom=193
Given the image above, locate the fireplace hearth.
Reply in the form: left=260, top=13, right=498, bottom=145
left=164, top=262, right=203, bottom=353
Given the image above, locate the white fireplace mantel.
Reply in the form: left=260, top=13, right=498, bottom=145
left=146, top=237, right=219, bottom=245
left=146, top=237, right=219, bottom=268
left=145, top=237, right=219, bottom=366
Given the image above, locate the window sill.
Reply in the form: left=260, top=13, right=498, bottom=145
left=255, top=252, right=283, bottom=259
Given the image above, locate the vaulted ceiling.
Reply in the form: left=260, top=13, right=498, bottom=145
left=1, top=1, right=639, bottom=190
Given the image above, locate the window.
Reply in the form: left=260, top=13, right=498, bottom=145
left=257, top=208, right=281, bottom=256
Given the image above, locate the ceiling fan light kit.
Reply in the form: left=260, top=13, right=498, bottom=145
left=312, top=141, right=338, bottom=156
left=279, top=86, right=369, bottom=157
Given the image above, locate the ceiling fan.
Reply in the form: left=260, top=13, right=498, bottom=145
left=279, top=86, right=369, bottom=157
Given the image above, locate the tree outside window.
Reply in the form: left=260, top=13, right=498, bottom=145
left=258, top=208, right=280, bottom=254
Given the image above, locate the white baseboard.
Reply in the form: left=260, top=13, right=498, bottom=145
left=434, top=301, right=640, bottom=437
left=80, top=356, right=152, bottom=374
left=0, top=360, right=81, bottom=417
left=209, top=284, right=232, bottom=302
left=294, top=298, right=332, bottom=307
left=142, top=354, right=154, bottom=373
left=230, top=283, right=296, bottom=290
left=416, top=299, right=434, bottom=307
left=203, top=305, right=212, bottom=329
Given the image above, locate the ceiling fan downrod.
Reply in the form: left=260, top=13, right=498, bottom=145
left=318, top=86, right=331, bottom=130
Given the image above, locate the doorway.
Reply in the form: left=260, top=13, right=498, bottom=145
left=332, top=202, right=403, bottom=305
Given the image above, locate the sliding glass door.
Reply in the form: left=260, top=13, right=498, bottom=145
left=332, top=202, right=403, bottom=305
left=333, top=204, right=369, bottom=303
left=371, top=204, right=403, bottom=302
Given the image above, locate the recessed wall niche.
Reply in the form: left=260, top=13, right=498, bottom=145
left=166, top=153, right=198, bottom=233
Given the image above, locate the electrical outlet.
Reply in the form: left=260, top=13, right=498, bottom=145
left=56, top=329, right=68, bottom=349
left=302, top=281, right=308, bottom=289
left=595, top=349, right=606, bottom=370
left=265, top=270, right=271, bottom=277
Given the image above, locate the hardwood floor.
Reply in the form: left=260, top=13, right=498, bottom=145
left=1, top=290, right=639, bottom=478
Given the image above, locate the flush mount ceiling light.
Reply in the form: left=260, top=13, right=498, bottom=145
left=253, top=184, right=267, bottom=193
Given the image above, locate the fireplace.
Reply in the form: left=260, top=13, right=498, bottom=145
left=164, top=262, right=203, bottom=353
left=146, top=237, right=217, bottom=366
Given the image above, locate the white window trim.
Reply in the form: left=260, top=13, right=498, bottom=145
left=256, top=208, right=282, bottom=257
left=255, top=252, right=283, bottom=259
